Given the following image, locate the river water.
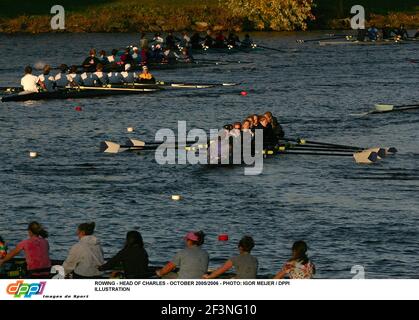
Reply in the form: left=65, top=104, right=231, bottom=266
left=0, top=32, right=418, bottom=278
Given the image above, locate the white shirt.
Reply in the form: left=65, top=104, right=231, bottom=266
left=81, top=72, right=95, bottom=86
left=68, top=73, right=82, bottom=86
left=120, top=71, right=135, bottom=83
left=107, top=55, right=115, bottom=63
left=20, top=74, right=39, bottom=92
left=107, top=72, right=124, bottom=84
left=55, top=72, right=70, bottom=87
left=37, top=74, right=56, bottom=91
left=92, top=71, right=108, bottom=85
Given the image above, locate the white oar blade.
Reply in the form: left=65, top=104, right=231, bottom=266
left=100, top=141, right=122, bottom=153
left=353, top=151, right=378, bottom=164
left=375, top=104, right=394, bottom=112
left=127, top=139, right=146, bottom=147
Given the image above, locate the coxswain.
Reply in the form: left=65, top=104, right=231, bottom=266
left=190, top=32, right=204, bottom=49
left=214, top=31, right=227, bottom=48
left=54, top=64, right=70, bottom=88
left=204, top=30, right=214, bottom=48
left=20, top=66, right=39, bottom=92
left=178, top=47, right=193, bottom=63
left=138, top=66, right=156, bottom=84
left=37, top=65, right=56, bottom=92
left=92, top=63, right=108, bottom=86
left=227, top=31, right=240, bottom=47
left=367, top=25, right=379, bottom=41
left=82, top=49, right=101, bottom=72
left=68, top=65, right=83, bottom=87
left=264, top=111, right=284, bottom=140
left=241, top=34, right=253, bottom=48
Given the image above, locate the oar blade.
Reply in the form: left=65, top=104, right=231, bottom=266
left=353, top=151, right=378, bottom=164
left=374, top=104, right=394, bottom=112
left=127, top=139, right=146, bottom=147
left=365, top=147, right=386, bottom=159
left=100, top=141, right=123, bottom=153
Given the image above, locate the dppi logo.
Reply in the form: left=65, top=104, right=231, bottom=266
left=6, top=280, right=46, bottom=298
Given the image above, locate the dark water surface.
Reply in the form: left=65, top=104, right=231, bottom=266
left=0, top=32, right=418, bottom=278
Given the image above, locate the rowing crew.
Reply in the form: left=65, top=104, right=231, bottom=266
left=221, top=112, right=285, bottom=149
left=82, top=45, right=193, bottom=73
left=357, top=24, right=411, bottom=41
left=20, top=64, right=156, bottom=92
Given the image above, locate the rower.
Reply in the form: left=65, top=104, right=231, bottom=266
left=178, top=47, right=193, bottom=63
left=80, top=72, right=95, bottom=87
left=139, top=32, right=149, bottom=49
left=138, top=65, right=156, bottom=84
left=153, top=32, right=164, bottom=45
left=165, top=31, right=180, bottom=49
left=258, top=116, right=277, bottom=149
left=54, top=64, right=70, bottom=88
left=181, top=31, right=191, bottom=48
left=264, top=111, right=284, bottom=140
left=227, top=31, right=240, bottom=47
left=367, top=25, right=379, bottom=41
left=107, top=49, right=119, bottom=64
left=356, top=28, right=367, bottom=41
left=230, top=122, right=242, bottom=137
left=68, top=65, right=83, bottom=86
left=250, top=114, right=259, bottom=132
left=82, top=49, right=101, bottom=72
left=20, top=66, right=39, bottom=92
left=99, top=50, right=109, bottom=64
left=191, top=32, right=204, bottom=49
left=214, top=31, right=227, bottom=48
left=37, top=65, right=56, bottom=92
left=396, top=24, right=409, bottom=40
left=241, top=34, right=253, bottom=48
left=381, top=25, right=394, bottom=40
left=162, top=47, right=178, bottom=64
left=92, top=63, right=108, bottom=86
left=107, top=71, right=124, bottom=84
left=132, top=47, right=141, bottom=65
left=204, top=30, right=214, bottom=48
left=121, top=65, right=136, bottom=83
left=120, top=47, right=133, bottom=68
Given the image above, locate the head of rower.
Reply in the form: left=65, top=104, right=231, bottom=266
left=96, top=63, right=104, bottom=72
left=89, top=49, right=96, bottom=57
left=259, top=116, right=269, bottom=128
left=264, top=111, right=273, bottom=123
left=233, top=122, right=241, bottom=131
left=24, top=66, right=33, bottom=75
left=69, top=65, right=78, bottom=74
left=59, top=64, right=68, bottom=73
left=252, top=114, right=259, bottom=127
left=42, top=65, right=51, bottom=75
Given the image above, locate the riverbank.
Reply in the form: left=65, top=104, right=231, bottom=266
left=0, top=0, right=418, bottom=33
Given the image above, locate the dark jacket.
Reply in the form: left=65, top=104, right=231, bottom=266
left=99, top=244, right=149, bottom=279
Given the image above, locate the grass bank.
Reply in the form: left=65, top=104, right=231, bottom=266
left=0, top=0, right=418, bottom=33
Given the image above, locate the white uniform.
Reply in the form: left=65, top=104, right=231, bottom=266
left=37, top=74, right=56, bottom=91
left=92, top=71, right=108, bottom=85
left=20, top=74, right=39, bottom=92
left=55, top=72, right=70, bottom=87
left=81, top=73, right=95, bottom=86
left=107, top=72, right=123, bottom=84
left=120, top=71, right=136, bottom=83
left=68, top=73, right=83, bottom=86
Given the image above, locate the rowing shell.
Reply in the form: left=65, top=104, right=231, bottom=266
left=1, top=87, right=159, bottom=102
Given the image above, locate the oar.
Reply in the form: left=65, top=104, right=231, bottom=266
left=371, top=104, right=419, bottom=113
left=128, top=138, right=207, bottom=149
left=100, top=141, right=159, bottom=153
left=283, top=138, right=363, bottom=151
left=251, top=44, right=282, bottom=52
left=264, top=149, right=379, bottom=164
left=296, top=36, right=347, bottom=43
left=0, top=86, right=22, bottom=93
left=194, top=58, right=250, bottom=64
left=78, top=86, right=158, bottom=92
